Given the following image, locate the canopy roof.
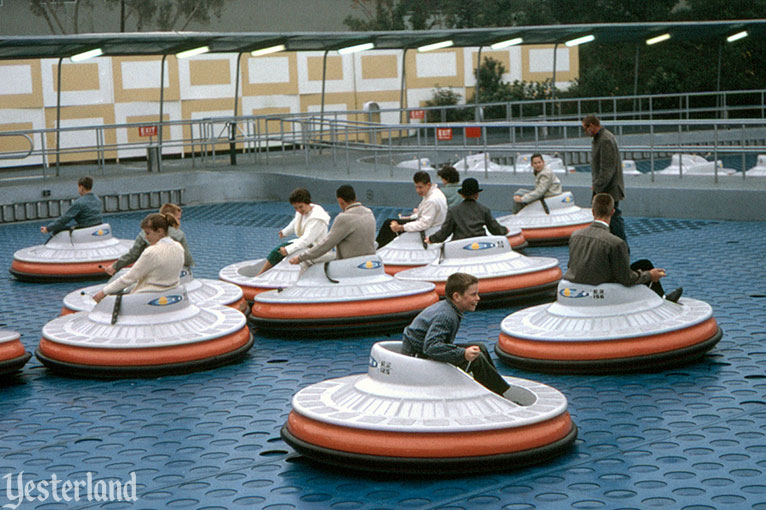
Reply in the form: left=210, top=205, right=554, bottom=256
left=1, top=20, right=764, bottom=60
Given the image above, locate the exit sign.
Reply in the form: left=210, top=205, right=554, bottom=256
left=138, top=125, right=158, bottom=137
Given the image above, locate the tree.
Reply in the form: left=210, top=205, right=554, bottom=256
left=344, top=0, right=442, bottom=31
left=29, top=0, right=228, bottom=34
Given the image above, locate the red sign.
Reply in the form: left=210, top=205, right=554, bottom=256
left=138, top=125, right=158, bottom=137
left=465, top=126, right=482, bottom=138
left=409, top=109, right=425, bottom=120
left=436, top=128, right=453, bottom=141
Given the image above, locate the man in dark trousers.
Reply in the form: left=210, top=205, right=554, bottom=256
left=426, top=177, right=508, bottom=244
left=582, top=115, right=627, bottom=244
left=564, top=193, right=682, bottom=302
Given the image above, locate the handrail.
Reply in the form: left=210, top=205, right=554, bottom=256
left=0, top=132, right=34, bottom=161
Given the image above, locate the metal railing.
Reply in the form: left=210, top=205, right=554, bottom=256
left=1, top=90, right=766, bottom=184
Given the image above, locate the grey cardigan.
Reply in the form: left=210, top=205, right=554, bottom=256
left=298, top=202, right=376, bottom=262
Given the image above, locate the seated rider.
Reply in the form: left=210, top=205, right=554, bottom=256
left=375, top=171, right=447, bottom=248
left=289, top=185, right=376, bottom=268
left=564, top=193, right=683, bottom=302
left=512, top=153, right=563, bottom=213
left=437, top=165, right=462, bottom=209
left=402, top=272, right=512, bottom=397
left=40, top=176, right=102, bottom=235
left=107, top=203, right=194, bottom=276
left=258, top=188, right=330, bottom=275
left=427, top=177, right=508, bottom=244
left=93, top=213, right=185, bottom=303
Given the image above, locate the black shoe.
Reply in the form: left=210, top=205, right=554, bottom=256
left=665, top=287, right=683, bottom=303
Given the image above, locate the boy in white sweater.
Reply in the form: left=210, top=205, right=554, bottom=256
left=258, top=188, right=330, bottom=275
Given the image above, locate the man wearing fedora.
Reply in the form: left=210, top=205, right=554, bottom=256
left=426, top=177, right=508, bottom=244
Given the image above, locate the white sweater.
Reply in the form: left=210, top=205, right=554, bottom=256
left=280, top=203, right=331, bottom=255
left=103, top=237, right=185, bottom=295
left=403, top=185, right=448, bottom=232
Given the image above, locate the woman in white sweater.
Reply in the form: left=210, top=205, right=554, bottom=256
left=257, top=188, right=330, bottom=275
left=93, top=213, right=185, bottom=303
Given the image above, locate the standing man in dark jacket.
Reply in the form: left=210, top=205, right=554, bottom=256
left=426, top=178, right=508, bottom=244
left=582, top=115, right=627, bottom=243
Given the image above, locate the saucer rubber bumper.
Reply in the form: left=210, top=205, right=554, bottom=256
left=250, top=255, right=438, bottom=336
left=37, top=288, right=252, bottom=378
left=0, top=330, right=31, bottom=376
left=10, top=223, right=133, bottom=282
left=496, top=281, right=722, bottom=374
left=281, top=341, right=577, bottom=474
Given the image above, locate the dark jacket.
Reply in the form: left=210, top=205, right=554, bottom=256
left=428, top=198, right=508, bottom=244
left=401, top=299, right=465, bottom=364
left=563, top=222, right=650, bottom=286
left=591, top=128, right=625, bottom=201
left=46, top=192, right=103, bottom=235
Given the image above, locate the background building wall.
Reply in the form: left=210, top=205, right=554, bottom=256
left=0, top=45, right=578, bottom=167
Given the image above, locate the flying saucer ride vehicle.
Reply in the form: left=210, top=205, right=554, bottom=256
left=0, top=330, right=31, bottom=376
left=495, top=280, right=723, bottom=374
left=657, top=154, right=734, bottom=176
left=37, top=287, right=252, bottom=378
left=497, top=192, right=593, bottom=246
left=378, top=227, right=527, bottom=275
left=61, top=267, right=245, bottom=315
left=281, top=340, right=577, bottom=474
left=249, top=254, right=438, bottom=336
left=219, top=255, right=301, bottom=301
left=394, top=235, right=561, bottom=304
left=10, top=223, right=132, bottom=282
left=746, top=154, right=766, bottom=176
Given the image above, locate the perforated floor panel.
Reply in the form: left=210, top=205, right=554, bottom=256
left=0, top=202, right=764, bottom=510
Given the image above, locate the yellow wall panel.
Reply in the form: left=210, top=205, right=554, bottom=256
left=189, top=59, right=231, bottom=86
left=307, top=56, right=343, bottom=81
left=43, top=104, right=117, bottom=162
left=125, top=114, right=170, bottom=144
left=113, top=56, right=180, bottom=103
left=54, top=63, right=100, bottom=92
left=471, top=51, right=511, bottom=74
left=521, top=45, right=579, bottom=82
left=0, top=122, right=34, bottom=152
left=361, top=55, right=398, bottom=80
left=250, top=107, right=292, bottom=133
left=0, top=60, right=43, bottom=109
left=406, top=48, right=464, bottom=90
left=242, top=53, right=299, bottom=96
left=180, top=98, right=238, bottom=151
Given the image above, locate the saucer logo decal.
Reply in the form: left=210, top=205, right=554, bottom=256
left=463, top=242, right=495, bottom=251
left=92, top=229, right=109, bottom=236
left=560, top=288, right=589, bottom=298
left=359, top=260, right=382, bottom=269
left=148, top=295, right=183, bottom=306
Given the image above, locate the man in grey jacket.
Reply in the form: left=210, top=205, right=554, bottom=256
left=289, top=184, right=376, bottom=267
left=564, top=193, right=682, bottom=302
left=583, top=115, right=627, bottom=243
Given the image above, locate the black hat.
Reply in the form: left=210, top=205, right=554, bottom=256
left=458, top=177, right=482, bottom=196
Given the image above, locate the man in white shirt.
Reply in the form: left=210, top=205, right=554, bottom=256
left=376, top=171, right=448, bottom=247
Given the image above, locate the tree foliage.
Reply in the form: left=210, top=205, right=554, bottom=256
left=345, top=0, right=766, bottom=100
left=29, top=0, right=227, bottom=34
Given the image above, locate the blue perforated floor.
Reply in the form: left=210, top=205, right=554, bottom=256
left=1, top=202, right=765, bottom=510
